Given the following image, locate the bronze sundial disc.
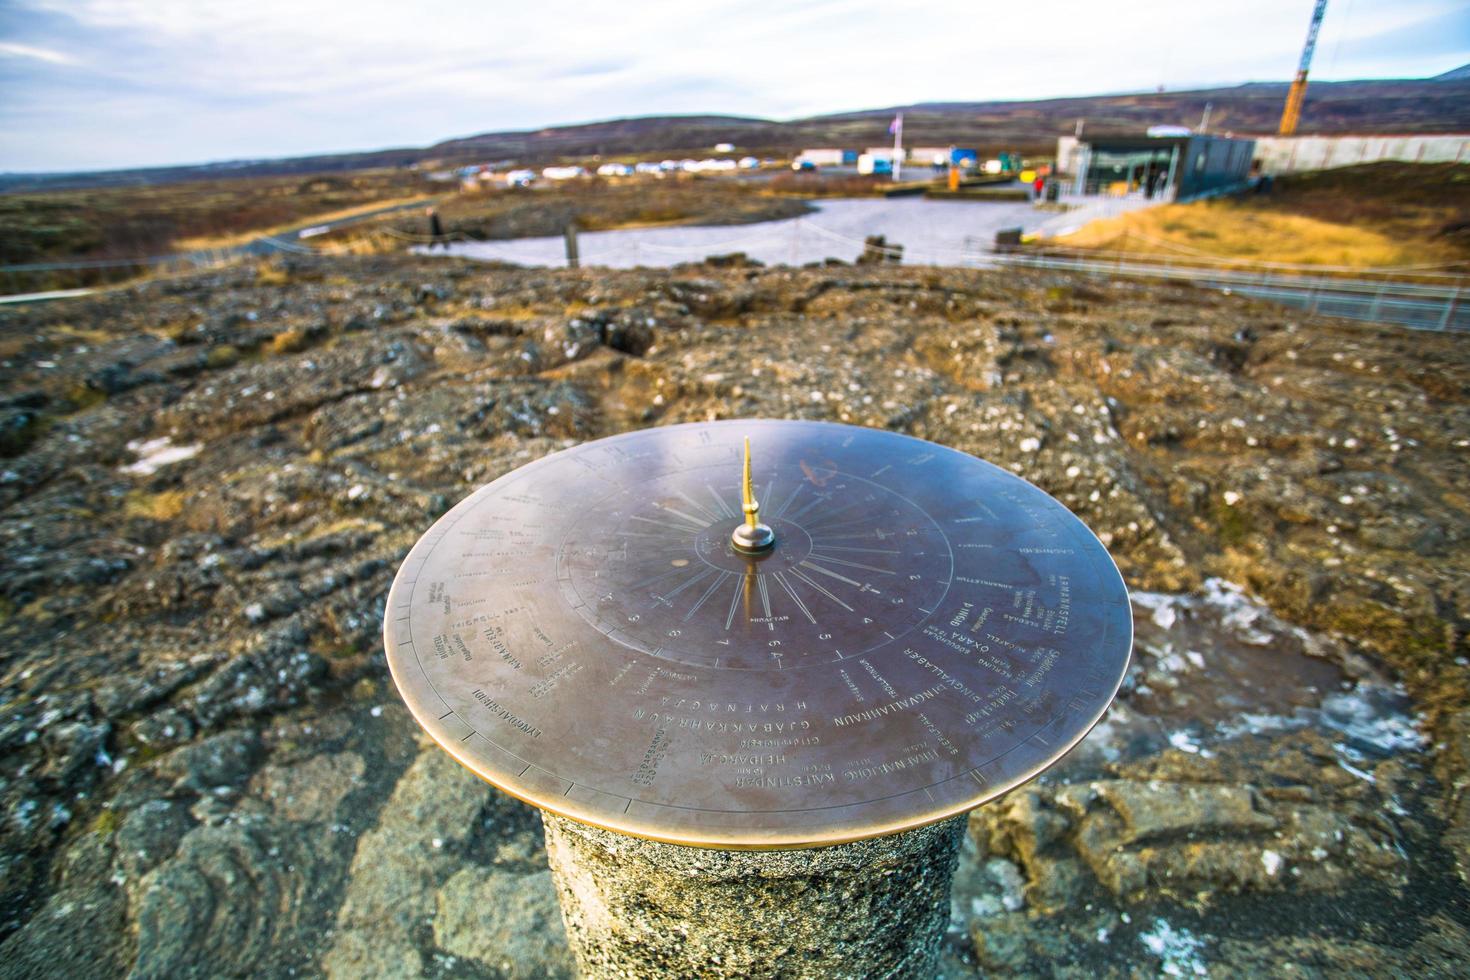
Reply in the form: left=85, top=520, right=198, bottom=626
left=384, top=420, right=1132, bottom=848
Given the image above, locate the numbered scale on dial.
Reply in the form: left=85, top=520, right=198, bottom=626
left=385, top=420, right=1132, bottom=848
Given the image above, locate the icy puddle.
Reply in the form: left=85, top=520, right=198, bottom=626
left=426, top=197, right=1042, bottom=268
left=1057, top=577, right=1423, bottom=776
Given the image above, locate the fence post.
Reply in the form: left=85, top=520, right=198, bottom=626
left=563, top=224, right=580, bottom=269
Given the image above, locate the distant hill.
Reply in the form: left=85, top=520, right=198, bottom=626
left=5, top=76, right=1469, bottom=193
left=416, top=77, right=1470, bottom=165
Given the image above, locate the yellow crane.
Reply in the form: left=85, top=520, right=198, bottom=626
left=1279, top=0, right=1329, bottom=136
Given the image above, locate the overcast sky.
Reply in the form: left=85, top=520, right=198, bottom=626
left=2, top=0, right=1466, bottom=172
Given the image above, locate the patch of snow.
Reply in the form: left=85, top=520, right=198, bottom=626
left=1074, top=714, right=1125, bottom=763
left=120, top=437, right=201, bottom=476
left=1168, top=730, right=1207, bottom=755
left=983, top=857, right=1027, bottom=912
left=968, top=894, right=1005, bottom=918
left=1159, top=652, right=1189, bottom=674
left=1130, top=590, right=1179, bottom=630
left=1141, top=919, right=1209, bottom=977
left=1216, top=712, right=1308, bottom=740
left=1261, top=850, right=1283, bottom=876
left=1201, top=578, right=1273, bottom=645
left=1318, top=686, right=1425, bottom=755
left=12, top=798, right=40, bottom=831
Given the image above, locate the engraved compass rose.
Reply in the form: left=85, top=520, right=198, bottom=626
left=556, top=436, right=953, bottom=670
left=384, top=420, right=1132, bottom=848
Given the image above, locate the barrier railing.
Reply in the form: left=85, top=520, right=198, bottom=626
left=986, top=251, right=1468, bottom=332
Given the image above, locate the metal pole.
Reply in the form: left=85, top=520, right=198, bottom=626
left=892, top=113, right=903, bottom=183
left=1165, top=145, right=1181, bottom=201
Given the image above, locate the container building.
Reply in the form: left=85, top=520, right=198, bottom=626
left=1057, top=133, right=1256, bottom=200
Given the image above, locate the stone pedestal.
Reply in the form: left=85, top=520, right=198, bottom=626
left=542, top=813, right=967, bottom=980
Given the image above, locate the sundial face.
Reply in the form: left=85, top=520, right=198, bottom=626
left=556, top=467, right=952, bottom=671
left=385, top=420, right=1131, bottom=848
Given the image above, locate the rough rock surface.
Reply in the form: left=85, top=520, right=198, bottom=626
left=544, top=812, right=965, bottom=979
left=0, top=254, right=1467, bottom=976
left=434, top=867, right=573, bottom=978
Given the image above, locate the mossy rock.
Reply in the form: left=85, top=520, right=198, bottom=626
left=205, top=344, right=240, bottom=369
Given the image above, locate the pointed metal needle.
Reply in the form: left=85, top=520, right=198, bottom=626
left=731, top=434, right=775, bottom=552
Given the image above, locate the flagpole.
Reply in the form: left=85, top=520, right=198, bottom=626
left=891, top=113, right=903, bottom=182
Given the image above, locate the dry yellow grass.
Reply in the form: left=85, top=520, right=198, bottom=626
left=254, top=260, right=290, bottom=286
left=267, top=327, right=309, bottom=355
left=124, top=490, right=187, bottom=521
left=1052, top=200, right=1443, bottom=269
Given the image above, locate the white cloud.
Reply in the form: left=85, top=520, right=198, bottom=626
left=0, top=41, right=79, bottom=65
left=2, top=0, right=1466, bottom=170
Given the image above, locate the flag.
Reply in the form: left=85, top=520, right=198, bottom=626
left=888, top=113, right=903, bottom=136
